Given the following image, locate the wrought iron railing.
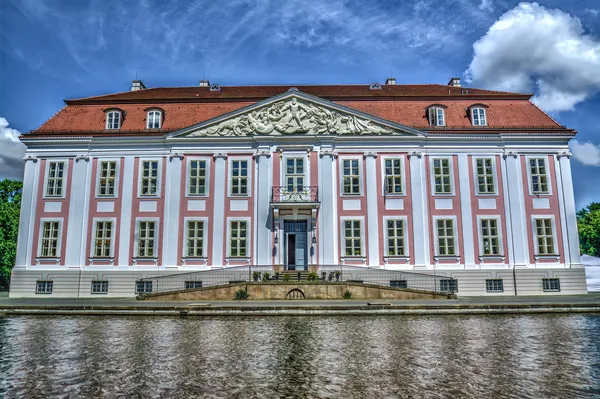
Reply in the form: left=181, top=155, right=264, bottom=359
left=271, top=186, right=319, bottom=203
left=137, top=265, right=457, bottom=296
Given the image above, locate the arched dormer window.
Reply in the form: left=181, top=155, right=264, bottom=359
left=105, top=109, right=123, bottom=130
left=427, top=105, right=446, bottom=126
left=369, top=83, right=382, bottom=90
left=469, top=105, right=488, bottom=126
left=146, top=109, right=163, bottom=129
left=209, top=84, right=221, bottom=92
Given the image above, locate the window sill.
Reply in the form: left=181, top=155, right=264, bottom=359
left=340, top=256, right=366, bottom=265
left=35, top=257, right=60, bottom=265
left=383, top=193, right=406, bottom=197
left=42, top=196, right=66, bottom=201
left=534, top=255, right=561, bottom=262
left=96, top=195, right=118, bottom=200
left=474, top=193, right=498, bottom=197
left=478, top=255, right=505, bottom=263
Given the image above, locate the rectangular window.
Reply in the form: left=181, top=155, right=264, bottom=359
left=432, top=158, right=452, bottom=194
left=476, top=158, right=495, bottom=194
left=93, top=221, right=113, bottom=257
left=137, top=221, right=156, bottom=258
left=186, top=220, right=205, bottom=257
left=472, top=108, right=487, bottom=126
left=440, top=279, right=457, bottom=293
left=486, top=279, right=504, bottom=292
left=344, top=220, right=362, bottom=256
left=480, top=219, right=501, bottom=255
left=529, top=158, right=549, bottom=194
left=230, top=160, right=248, bottom=196
left=185, top=281, right=203, bottom=289
left=98, top=161, right=117, bottom=197
left=436, top=219, right=456, bottom=256
left=384, top=159, right=403, bottom=194
left=135, top=281, right=153, bottom=294
left=342, top=159, right=361, bottom=195
left=189, top=160, right=207, bottom=196
left=40, top=221, right=60, bottom=257
left=36, top=281, right=53, bottom=294
left=390, top=280, right=408, bottom=289
left=386, top=219, right=405, bottom=256
left=542, top=278, right=561, bottom=292
left=286, top=158, right=304, bottom=192
left=229, top=220, right=248, bottom=257
left=140, top=161, right=159, bottom=196
left=91, top=280, right=109, bottom=294
left=535, top=218, right=556, bottom=255
left=46, top=161, right=65, bottom=197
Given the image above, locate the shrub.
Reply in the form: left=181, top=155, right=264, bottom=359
left=343, top=290, right=352, bottom=299
left=235, top=289, right=249, bottom=300
left=283, top=273, right=290, bottom=282
left=308, top=272, right=319, bottom=281
left=262, top=272, right=271, bottom=282
left=252, top=271, right=261, bottom=282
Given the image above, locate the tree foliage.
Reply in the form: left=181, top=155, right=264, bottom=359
left=577, top=202, right=600, bottom=257
left=0, top=179, right=22, bottom=288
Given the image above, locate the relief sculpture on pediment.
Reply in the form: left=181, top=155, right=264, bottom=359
left=191, top=97, right=395, bottom=137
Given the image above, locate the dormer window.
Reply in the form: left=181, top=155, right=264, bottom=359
left=471, top=107, right=487, bottom=126
left=428, top=106, right=445, bottom=126
left=105, top=110, right=122, bottom=130
left=146, top=110, right=162, bottom=129
left=369, top=83, right=382, bottom=90
left=209, top=84, right=221, bottom=92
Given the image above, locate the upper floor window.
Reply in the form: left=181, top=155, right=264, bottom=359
left=286, top=158, right=305, bottom=192
left=534, top=218, right=556, bottom=255
left=432, top=158, right=452, bottom=194
left=428, top=107, right=445, bottom=126
left=40, top=220, right=61, bottom=258
left=186, top=220, right=205, bottom=257
left=229, top=220, right=248, bottom=257
left=230, top=160, right=248, bottom=196
left=188, top=160, right=207, bottom=196
left=342, top=159, right=361, bottom=195
left=98, top=161, right=117, bottom=197
left=46, top=161, right=65, bottom=197
left=146, top=110, right=162, bottom=129
left=105, top=110, right=122, bottom=130
left=436, top=219, right=456, bottom=256
left=137, top=220, right=156, bottom=258
left=140, top=161, right=159, bottom=196
left=476, top=158, right=495, bottom=194
left=471, top=107, right=487, bottom=126
left=343, top=220, right=363, bottom=257
left=529, top=158, right=549, bottom=194
left=384, top=159, right=403, bottom=194
left=386, top=219, right=406, bottom=256
left=480, top=218, right=501, bottom=256
left=93, top=221, right=113, bottom=258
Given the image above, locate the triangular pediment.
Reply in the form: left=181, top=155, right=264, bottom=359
left=171, top=89, right=426, bottom=138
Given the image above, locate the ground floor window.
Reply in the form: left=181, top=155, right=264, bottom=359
left=91, top=280, right=109, bottom=294
left=386, top=219, right=406, bottom=256
left=343, top=220, right=362, bottom=256
left=486, top=279, right=504, bottom=292
left=185, top=281, right=202, bottom=289
left=439, top=279, right=457, bottom=293
left=229, top=220, right=248, bottom=257
left=390, top=280, right=408, bottom=289
left=135, top=281, right=153, bottom=294
left=36, top=280, right=53, bottom=294
left=436, top=219, right=456, bottom=256
left=542, top=278, right=560, bottom=292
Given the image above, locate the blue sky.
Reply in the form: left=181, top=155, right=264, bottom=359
left=1, top=0, right=600, bottom=209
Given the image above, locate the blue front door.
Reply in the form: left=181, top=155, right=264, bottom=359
left=284, top=220, right=308, bottom=271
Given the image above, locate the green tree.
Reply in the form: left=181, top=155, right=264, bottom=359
left=577, top=202, right=600, bottom=256
left=0, top=179, right=22, bottom=288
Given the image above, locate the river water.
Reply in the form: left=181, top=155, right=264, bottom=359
left=0, top=314, right=599, bottom=398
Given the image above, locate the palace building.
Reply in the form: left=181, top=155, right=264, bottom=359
left=10, top=78, right=587, bottom=297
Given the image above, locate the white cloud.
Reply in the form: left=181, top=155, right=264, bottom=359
left=570, top=140, right=600, bottom=166
left=465, top=2, right=600, bottom=112
left=479, top=0, right=494, bottom=12
left=0, top=118, right=26, bottom=180
left=586, top=8, right=599, bottom=17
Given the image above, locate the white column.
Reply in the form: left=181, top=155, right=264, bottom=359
left=162, top=154, right=183, bottom=267
left=319, top=147, right=337, bottom=264
left=66, top=155, right=91, bottom=267
left=117, top=156, right=135, bottom=266
left=364, top=152, right=380, bottom=266
left=212, top=153, right=227, bottom=266
left=557, top=152, right=582, bottom=266
left=16, top=156, right=39, bottom=267
left=254, top=148, right=272, bottom=265
left=503, top=153, right=529, bottom=266
left=410, top=152, right=429, bottom=267
left=458, top=154, right=475, bottom=267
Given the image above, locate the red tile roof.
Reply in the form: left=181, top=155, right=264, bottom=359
left=27, top=84, right=571, bottom=136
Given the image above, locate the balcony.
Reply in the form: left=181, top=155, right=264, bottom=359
left=271, top=186, right=319, bottom=207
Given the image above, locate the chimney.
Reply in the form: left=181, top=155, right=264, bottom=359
left=199, top=80, right=210, bottom=87
left=131, top=80, right=146, bottom=91
left=448, top=77, right=461, bottom=87
left=385, top=77, right=396, bottom=85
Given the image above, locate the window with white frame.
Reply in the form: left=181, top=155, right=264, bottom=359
left=140, top=161, right=159, bottom=196
left=185, top=281, right=203, bottom=289
left=93, top=221, right=113, bottom=258
left=386, top=219, right=406, bottom=256
left=542, top=278, right=560, bottom=292
left=186, top=220, right=205, bottom=257
left=98, top=161, right=117, bottom=197
left=486, top=279, right=504, bottom=292
left=471, top=107, right=487, bottom=126
left=384, top=159, right=403, bottom=194
left=534, top=218, right=556, bottom=255
left=436, top=219, right=456, bottom=256
left=106, top=110, right=121, bottom=130
left=428, top=107, right=445, bottom=126
left=188, top=160, right=207, bottom=196
left=230, top=160, right=248, bottom=196
left=137, top=220, right=156, bottom=258
left=529, top=158, right=549, bottom=194
left=91, top=280, right=109, bottom=294
left=36, top=281, right=53, bottom=294
left=476, top=158, right=495, bottom=194
left=146, top=110, right=162, bottom=129
left=229, top=220, right=248, bottom=257
left=40, top=221, right=60, bottom=257
left=480, top=218, right=501, bottom=256
left=286, top=158, right=304, bottom=191
left=135, top=280, right=152, bottom=294
left=440, top=279, right=458, bottom=293
left=342, top=159, right=361, bottom=195
left=343, top=220, right=362, bottom=256
left=46, top=161, right=65, bottom=197
left=432, top=158, right=452, bottom=194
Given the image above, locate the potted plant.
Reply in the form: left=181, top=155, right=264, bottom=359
left=275, top=272, right=280, bottom=281
left=321, top=271, right=327, bottom=281
left=252, top=271, right=261, bottom=282
left=262, top=271, right=271, bottom=282
left=308, top=272, right=318, bottom=281
left=335, top=270, right=341, bottom=281
left=283, top=273, right=290, bottom=282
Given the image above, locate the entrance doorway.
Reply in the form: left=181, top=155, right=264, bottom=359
left=284, top=220, right=308, bottom=271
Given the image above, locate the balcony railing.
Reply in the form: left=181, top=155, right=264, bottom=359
left=271, top=186, right=319, bottom=203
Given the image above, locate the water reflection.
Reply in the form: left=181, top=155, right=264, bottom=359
left=0, top=315, right=599, bottom=398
